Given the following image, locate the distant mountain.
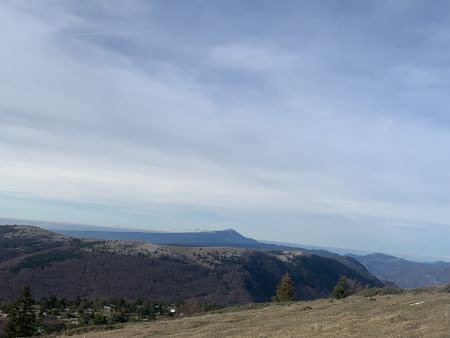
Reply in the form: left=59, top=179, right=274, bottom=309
left=350, top=253, right=450, bottom=288
left=53, top=227, right=450, bottom=289
left=54, top=228, right=259, bottom=246
left=0, top=225, right=383, bottom=305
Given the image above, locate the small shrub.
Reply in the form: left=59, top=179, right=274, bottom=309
left=332, top=276, right=350, bottom=299
left=441, top=284, right=450, bottom=293
left=412, top=286, right=438, bottom=295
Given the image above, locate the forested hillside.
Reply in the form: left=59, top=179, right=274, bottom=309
left=0, top=225, right=383, bottom=305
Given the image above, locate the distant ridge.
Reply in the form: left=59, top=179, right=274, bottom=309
left=54, top=228, right=259, bottom=246
left=349, top=252, right=450, bottom=288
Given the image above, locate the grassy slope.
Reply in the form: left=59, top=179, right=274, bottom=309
left=65, top=293, right=450, bottom=338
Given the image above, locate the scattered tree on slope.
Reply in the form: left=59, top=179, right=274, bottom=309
left=332, top=276, right=350, bottom=299
left=273, top=272, right=296, bottom=302
left=6, top=287, right=41, bottom=337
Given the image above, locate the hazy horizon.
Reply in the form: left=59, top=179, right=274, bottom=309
left=3, top=1, right=450, bottom=258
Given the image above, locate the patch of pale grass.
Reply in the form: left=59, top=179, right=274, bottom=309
left=63, top=293, right=450, bottom=338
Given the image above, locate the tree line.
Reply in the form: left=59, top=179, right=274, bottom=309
left=0, top=288, right=176, bottom=337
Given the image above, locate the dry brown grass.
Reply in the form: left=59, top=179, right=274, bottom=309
left=64, top=292, right=450, bottom=338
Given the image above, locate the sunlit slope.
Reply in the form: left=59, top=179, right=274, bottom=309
left=67, top=293, right=450, bottom=338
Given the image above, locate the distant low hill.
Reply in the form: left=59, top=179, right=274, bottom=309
left=0, top=225, right=383, bottom=305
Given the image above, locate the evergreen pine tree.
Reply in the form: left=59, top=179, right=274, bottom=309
left=273, top=272, right=296, bottom=302
left=6, top=287, right=41, bottom=337
left=332, top=276, right=350, bottom=299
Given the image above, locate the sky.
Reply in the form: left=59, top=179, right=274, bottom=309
left=2, top=0, right=450, bottom=258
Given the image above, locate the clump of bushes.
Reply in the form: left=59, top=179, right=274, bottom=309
left=412, top=286, right=439, bottom=294
left=356, top=287, right=404, bottom=297
left=211, top=303, right=270, bottom=314
left=440, top=284, right=450, bottom=293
